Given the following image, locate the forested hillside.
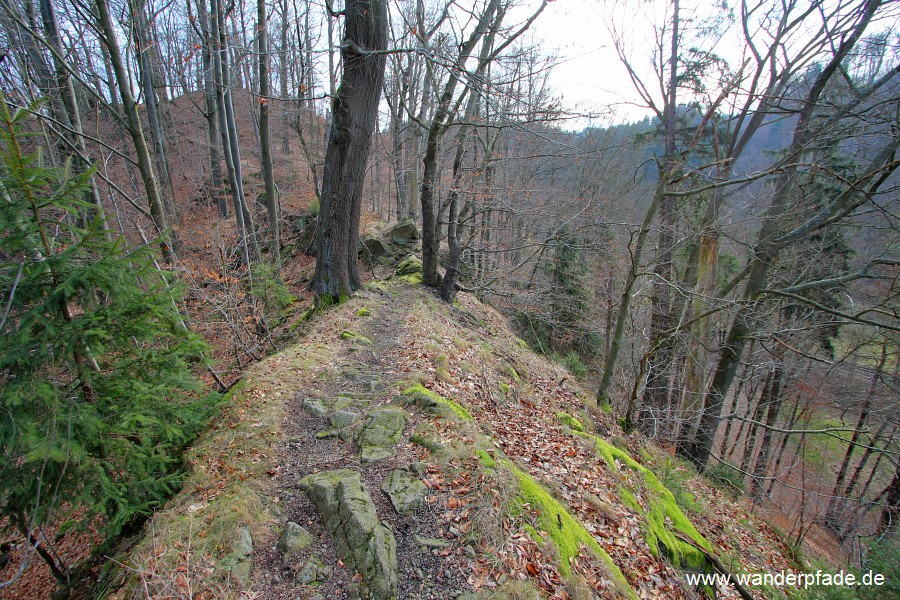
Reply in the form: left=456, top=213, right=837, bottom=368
left=0, top=0, right=897, bottom=598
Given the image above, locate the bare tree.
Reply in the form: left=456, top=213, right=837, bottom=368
left=311, top=0, right=387, bottom=302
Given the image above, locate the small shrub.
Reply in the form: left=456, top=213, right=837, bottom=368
left=705, top=463, right=745, bottom=498
left=561, top=352, right=589, bottom=379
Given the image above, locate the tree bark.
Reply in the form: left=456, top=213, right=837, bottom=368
left=197, top=0, right=227, bottom=217
left=311, top=0, right=387, bottom=302
left=749, top=366, right=783, bottom=499
left=258, top=0, right=280, bottom=269
left=94, top=0, right=174, bottom=264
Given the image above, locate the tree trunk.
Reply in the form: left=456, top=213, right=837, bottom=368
left=825, top=342, right=887, bottom=526
left=639, top=0, right=679, bottom=432
left=596, top=182, right=663, bottom=409
left=210, top=0, right=257, bottom=265
left=258, top=0, right=280, bottom=269
left=878, top=466, right=900, bottom=535
left=680, top=3, right=880, bottom=470
left=311, top=0, right=387, bottom=302
left=131, top=0, right=177, bottom=231
left=749, top=366, right=783, bottom=499
left=419, top=0, right=501, bottom=287
left=93, top=0, right=174, bottom=264
left=198, top=0, right=227, bottom=217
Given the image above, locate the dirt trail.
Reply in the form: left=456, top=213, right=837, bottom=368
left=252, top=285, right=470, bottom=599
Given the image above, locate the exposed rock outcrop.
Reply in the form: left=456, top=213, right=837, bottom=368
left=298, top=469, right=398, bottom=600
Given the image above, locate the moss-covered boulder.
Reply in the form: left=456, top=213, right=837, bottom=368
left=232, top=526, right=254, bottom=584
left=359, top=236, right=390, bottom=263
left=298, top=469, right=398, bottom=599
left=278, top=521, right=314, bottom=561
left=401, top=384, right=472, bottom=421
left=297, top=554, right=333, bottom=584
left=395, top=255, right=422, bottom=276
left=302, top=398, right=329, bottom=417
left=389, top=219, right=420, bottom=244
left=330, top=410, right=361, bottom=429
left=355, top=407, right=406, bottom=463
left=381, top=469, right=427, bottom=514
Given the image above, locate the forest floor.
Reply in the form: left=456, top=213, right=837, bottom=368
left=92, top=276, right=802, bottom=600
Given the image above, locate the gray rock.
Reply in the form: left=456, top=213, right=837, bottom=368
left=330, top=410, right=361, bottom=429
left=414, top=536, right=450, bottom=549
left=298, top=469, right=398, bottom=599
left=355, top=407, right=406, bottom=463
left=237, top=526, right=253, bottom=558
left=381, top=469, right=427, bottom=514
left=232, top=560, right=252, bottom=584
left=232, top=527, right=253, bottom=584
left=303, top=398, right=329, bottom=417
left=297, top=554, right=333, bottom=584
left=390, top=219, right=420, bottom=244
left=395, top=255, right=422, bottom=276
left=278, top=522, right=314, bottom=561
left=359, top=236, right=390, bottom=262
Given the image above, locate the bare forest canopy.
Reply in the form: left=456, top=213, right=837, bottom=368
left=0, top=0, right=899, bottom=597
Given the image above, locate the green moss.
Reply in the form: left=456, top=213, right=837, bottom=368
left=498, top=382, right=510, bottom=395
left=340, top=330, right=373, bottom=345
left=505, top=460, right=636, bottom=599
left=619, top=488, right=640, bottom=512
left=556, top=412, right=584, bottom=432
left=504, top=365, right=521, bottom=382
left=409, top=432, right=443, bottom=453
left=475, top=449, right=496, bottom=468
left=357, top=307, right=372, bottom=317
left=402, top=384, right=472, bottom=421
left=392, top=256, right=424, bottom=284
left=576, top=432, right=711, bottom=567
left=396, top=272, right=424, bottom=285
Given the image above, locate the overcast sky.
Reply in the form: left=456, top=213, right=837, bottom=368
left=530, top=0, right=734, bottom=127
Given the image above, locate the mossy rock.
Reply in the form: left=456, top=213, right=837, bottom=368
left=355, top=407, right=406, bottom=463
left=297, top=554, right=333, bottom=584
left=298, top=469, right=398, bottom=599
left=402, top=384, right=472, bottom=421
left=395, top=255, right=423, bottom=276
left=357, top=307, right=372, bottom=317
left=381, top=469, right=427, bottom=514
left=302, top=398, right=329, bottom=418
left=231, top=526, right=254, bottom=584
left=557, top=412, right=584, bottom=432
left=341, top=330, right=373, bottom=345
left=330, top=410, right=361, bottom=429
left=278, top=521, right=314, bottom=561
left=359, top=236, right=390, bottom=263
left=390, top=219, right=420, bottom=244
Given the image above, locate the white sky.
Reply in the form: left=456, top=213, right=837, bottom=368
left=534, top=0, right=652, bottom=126
left=530, top=0, right=733, bottom=127
left=529, top=0, right=900, bottom=129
